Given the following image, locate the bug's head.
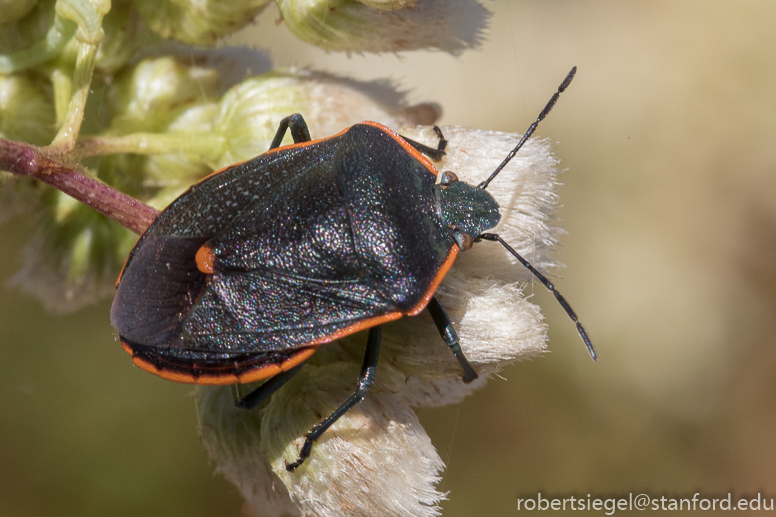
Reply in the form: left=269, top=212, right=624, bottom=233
left=434, top=171, right=501, bottom=250
left=433, top=67, right=577, bottom=252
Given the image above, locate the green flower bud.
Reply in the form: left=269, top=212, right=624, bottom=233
left=108, top=55, right=224, bottom=133
left=93, top=0, right=145, bottom=74
left=134, top=0, right=272, bottom=46
left=275, top=0, right=489, bottom=54
left=0, top=0, right=52, bottom=54
left=0, top=0, right=38, bottom=26
left=213, top=70, right=440, bottom=168
left=0, top=72, right=55, bottom=145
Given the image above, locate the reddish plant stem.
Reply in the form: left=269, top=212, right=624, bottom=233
left=0, top=138, right=157, bottom=235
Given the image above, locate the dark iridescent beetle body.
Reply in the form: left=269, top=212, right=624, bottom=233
left=112, top=68, right=594, bottom=471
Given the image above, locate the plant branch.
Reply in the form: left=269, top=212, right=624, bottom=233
left=1, top=138, right=157, bottom=235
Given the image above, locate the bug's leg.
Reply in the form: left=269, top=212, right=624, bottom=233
left=427, top=295, right=478, bottom=383
left=402, top=125, right=447, bottom=161
left=233, top=363, right=305, bottom=410
left=269, top=114, right=312, bottom=150
left=286, top=326, right=382, bottom=472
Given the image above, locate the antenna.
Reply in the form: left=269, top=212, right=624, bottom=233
left=478, top=66, right=576, bottom=190
left=478, top=233, right=597, bottom=360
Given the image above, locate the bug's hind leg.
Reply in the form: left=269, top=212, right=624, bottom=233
left=402, top=125, right=447, bottom=161
left=233, top=363, right=305, bottom=410
left=427, top=295, right=478, bottom=383
left=269, top=114, right=312, bottom=150
left=286, top=325, right=383, bottom=472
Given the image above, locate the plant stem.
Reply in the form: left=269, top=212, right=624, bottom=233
left=76, top=132, right=226, bottom=161
left=49, top=41, right=98, bottom=152
left=1, top=139, right=157, bottom=235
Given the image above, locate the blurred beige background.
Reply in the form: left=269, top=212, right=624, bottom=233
left=2, top=1, right=776, bottom=516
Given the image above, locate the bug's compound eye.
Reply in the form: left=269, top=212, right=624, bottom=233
left=440, top=171, right=459, bottom=185
left=452, top=229, right=474, bottom=251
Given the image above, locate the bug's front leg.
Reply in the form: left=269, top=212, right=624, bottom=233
left=269, top=114, right=312, bottom=150
left=401, top=125, right=447, bottom=161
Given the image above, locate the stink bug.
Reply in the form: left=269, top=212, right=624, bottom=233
left=111, top=67, right=594, bottom=471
